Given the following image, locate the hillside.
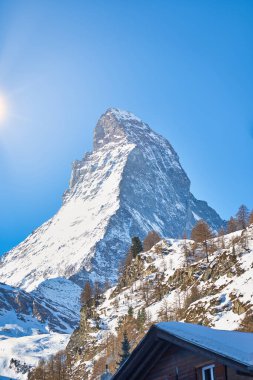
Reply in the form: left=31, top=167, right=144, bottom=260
left=30, top=224, right=253, bottom=379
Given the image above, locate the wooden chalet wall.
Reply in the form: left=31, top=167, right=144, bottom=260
left=145, top=344, right=249, bottom=380
left=227, top=368, right=253, bottom=380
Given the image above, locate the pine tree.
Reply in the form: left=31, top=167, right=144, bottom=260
left=127, top=305, right=134, bottom=317
left=117, top=331, right=130, bottom=367
left=130, top=236, right=143, bottom=258
left=136, top=308, right=147, bottom=331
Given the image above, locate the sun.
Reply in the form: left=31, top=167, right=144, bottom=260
left=0, top=93, right=9, bottom=125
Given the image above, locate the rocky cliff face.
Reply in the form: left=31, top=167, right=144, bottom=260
left=0, top=108, right=223, bottom=292
left=0, top=279, right=81, bottom=336
left=0, top=280, right=80, bottom=378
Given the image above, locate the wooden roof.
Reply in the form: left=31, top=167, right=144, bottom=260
left=111, top=323, right=253, bottom=380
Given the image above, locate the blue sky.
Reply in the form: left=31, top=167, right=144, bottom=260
left=0, top=0, right=253, bottom=254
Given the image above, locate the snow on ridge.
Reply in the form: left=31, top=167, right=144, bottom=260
left=192, top=211, right=201, bottom=221
left=34, top=278, right=82, bottom=315
left=107, top=108, right=142, bottom=123
left=0, top=141, right=135, bottom=291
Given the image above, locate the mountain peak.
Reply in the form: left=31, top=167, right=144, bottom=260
left=0, top=109, right=224, bottom=292
left=105, top=107, right=142, bottom=122
left=93, top=107, right=148, bottom=150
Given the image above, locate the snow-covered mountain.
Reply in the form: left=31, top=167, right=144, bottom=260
left=0, top=278, right=81, bottom=337
left=0, top=108, right=224, bottom=292
left=0, top=280, right=81, bottom=379
left=0, top=332, right=69, bottom=379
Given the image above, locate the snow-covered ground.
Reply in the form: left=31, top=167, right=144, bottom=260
left=69, top=226, right=253, bottom=378
left=109, top=228, right=252, bottom=331
left=0, top=333, right=70, bottom=379
left=0, top=281, right=79, bottom=378
left=98, top=238, right=188, bottom=334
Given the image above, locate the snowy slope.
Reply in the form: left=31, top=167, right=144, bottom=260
left=0, top=281, right=79, bottom=379
left=0, top=108, right=224, bottom=292
left=0, top=283, right=47, bottom=338
left=0, top=138, right=135, bottom=291
left=0, top=333, right=69, bottom=379
left=66, top=225, right=253, bottom=379
left=0, top=280, right=81, bottom=337
left=97, top=227, right=253, bottom=331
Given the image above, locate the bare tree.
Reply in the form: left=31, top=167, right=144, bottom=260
left=80, top=281, right=93, bottom=307
left=153, top=274, right=165, bottom=301
left=227, top=217, right=238, bottom=233
left=236, top=205, right=249, bottom=229
left=143, top=231, right=161, bottom=252
left=191, top=220, right=213, bottom=262
left=158, top=299, right=173, bottom=321
left=249, top=211, right=253, bottom=225
left=140, top=281, right=151, bottom=306
left=218, top=228, right=226, bottom=237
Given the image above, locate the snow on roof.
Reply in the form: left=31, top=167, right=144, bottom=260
left=157, top=322, right=253, bottom=367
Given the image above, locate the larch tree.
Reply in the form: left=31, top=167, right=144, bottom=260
left=218, top=228, right=226, bottom=236
left=80, top=281, right=93, bottom=307
left=227, top=217, right=238, bottom=233
left=143, top=230, right=161, bottom=252
left=249, top=210, right=253, bottom=225
left=94, top=281, right=102, bottom=306
left=236, top=204, right=249, bottom=229
left=191, top=220, right=213, bottom=262
left=158, top=299, right=172, bottom=322
left=118, top=249, right=134, bottom=288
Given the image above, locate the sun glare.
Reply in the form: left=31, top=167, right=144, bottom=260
left=0, top=93, right=9, bottom=125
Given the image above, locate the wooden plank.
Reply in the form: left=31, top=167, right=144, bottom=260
left=156, top=328, right=253, bottom=375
